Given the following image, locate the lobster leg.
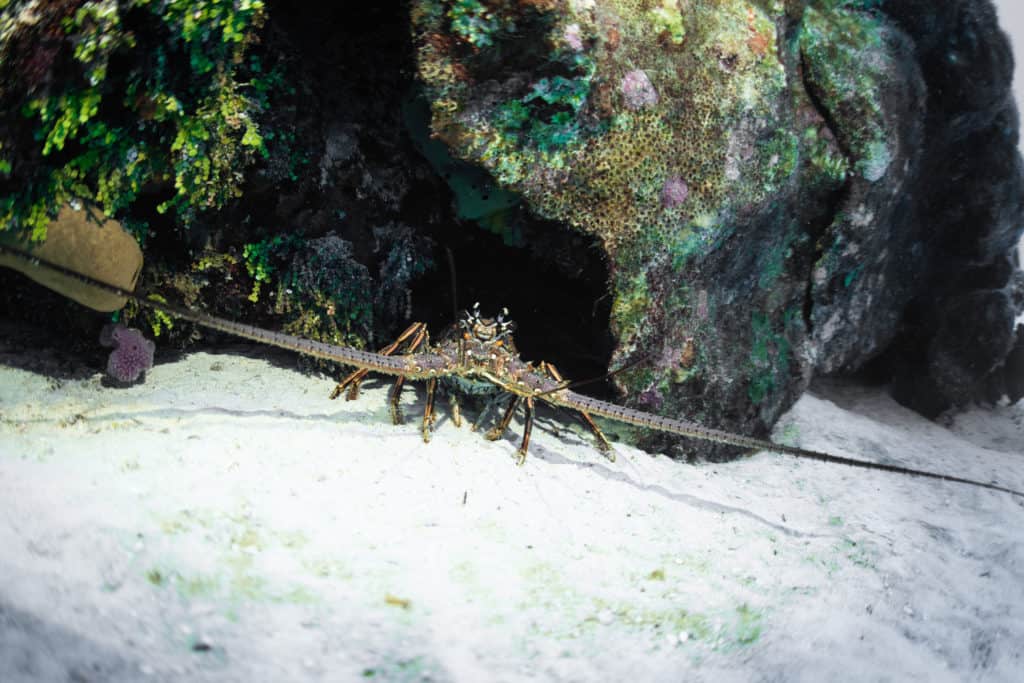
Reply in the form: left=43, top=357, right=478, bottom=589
left=421, top=377, right=438, bottom=442
left=516, top=397, right=536, bottom=466
left=388, top=377, right=407, bottom=424
left=540, top=362, right=614, bottom=461
left=329, top=322, right=427, bottom=400
left=485, top=396, right=520, bottom=441
left=448, top=393, right=463, bottom=428
left=470, top=393, right=503, bottom=432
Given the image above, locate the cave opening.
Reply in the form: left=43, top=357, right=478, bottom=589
left=264, top=1, right=618, bottom=392
left=0, top=2, right=617, bottom=398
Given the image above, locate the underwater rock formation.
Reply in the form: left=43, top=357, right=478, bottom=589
left=1, top=1, right=1019, bottom=461
left=412, top=0, right=1024, bottom=455
left=0, top=2, right=441, bottom=359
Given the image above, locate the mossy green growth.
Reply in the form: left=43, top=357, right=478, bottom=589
left=130, top=293, right=175, bottom=337
left=413, top=0, right=795, bottom=250
left=803, top=127, right=850, bottom=182
left=0, top=141, right=11, bottom=176
left=153, top=506, right=317, bottom=605
left=648, top=0, right=686, bottom=45
left=733, top=604, right=763, bottom=645
left=242, top=234, right=299, bottom=302
left=159, top=77, right=267, bottom=222
left=609, top=271, right=651, bottom=341
left=800, top=3, right=892, bottom=182
left=491, top=51, right=597, bottom=155
left=193, top=250, right=238, bottom=274
left=758, top=129, right=801, bottom=192
left=748, top=309, right=796, bottom=404
left=237, top=234, right=375, bottom=352
left=447, top=0, right=511, bottom=48
left=0, top=0, right=270, bottom=241
left=757, top=226, right=800, bottom=290
left=274, top=236, right=374, bottom=353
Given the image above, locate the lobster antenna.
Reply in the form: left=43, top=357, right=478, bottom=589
left=0, top=243, right=424, bottom=376
left=1, top=243, right=150, bottom=308
left=445, top=245, right=458, bottom=324
left=534, top=353, right=649, bottom=397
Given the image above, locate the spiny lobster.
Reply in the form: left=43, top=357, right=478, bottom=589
left=1, top=243, right=1021, bottom=499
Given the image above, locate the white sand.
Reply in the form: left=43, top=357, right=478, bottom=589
left=1, top=329, right=1022, bottom=682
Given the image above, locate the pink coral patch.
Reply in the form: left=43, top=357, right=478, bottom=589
left=564, top=23, right=584, bottom=52
left=102, top=324, right=156, bottom=383
left=661, top=175, right=689, bottom=208
left=620, top=69, right=659, bottom=110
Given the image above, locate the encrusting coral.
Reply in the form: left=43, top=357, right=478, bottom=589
left=0, top=1, right=1019, bottom=460
left=412, top=0, right=1024, bottom=455
left=101, top=323, right=155, bottom=384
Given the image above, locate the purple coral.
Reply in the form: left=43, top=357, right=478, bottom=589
left=620, top=69, right=658, bottom=110
left=101, top=324, right=155, bottom=384
left=564, top=23, right=584, bottom=52
left=661, top=175, right=689, bottom=208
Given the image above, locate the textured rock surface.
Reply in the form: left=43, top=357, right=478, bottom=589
left=0, top=1, right=1020, bottom=462
left=0, top=204, right=142, bottom=312
left=412, top=0, right=1024, bottom=456
left=0, top=1, right=617, bottom=394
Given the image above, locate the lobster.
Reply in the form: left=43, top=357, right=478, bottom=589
left=1, top=242, right=1020, bottom=498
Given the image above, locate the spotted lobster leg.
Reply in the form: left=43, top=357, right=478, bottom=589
left=482, top=396, right=535, bottom=465
left=421, top=377, right=438, bottom=443
left=484, top=397, right=520, bottom=443
left=329, top=322, right=428, bottom=425
left=540, top=361, right=615, bottom=462
left=480, top=362, right=613, bottom=465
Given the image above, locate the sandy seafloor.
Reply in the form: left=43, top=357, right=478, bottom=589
left=0, top=321, right=1022, bottom=683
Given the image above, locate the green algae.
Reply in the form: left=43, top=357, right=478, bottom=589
left=800, top=3, right=892, bottom=182
left=1, top=0, right=271, bottom=240
left=748, top=308, right=799, bottom=405
left=152, top=507, right=319, bottom=605
left=413, top=0, right=798, bottom=248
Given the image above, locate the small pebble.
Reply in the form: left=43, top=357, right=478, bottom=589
left=597, top=609, right=614, bottom=625
left=678, top=631, right=690, bottom=643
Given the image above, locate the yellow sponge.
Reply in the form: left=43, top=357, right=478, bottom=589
left=0, top=205, right=143, bottom=312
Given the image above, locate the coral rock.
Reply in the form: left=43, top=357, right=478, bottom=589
left=413, top=0, right=1024, bottom=457
left=103, top=324, right=155, bottom=384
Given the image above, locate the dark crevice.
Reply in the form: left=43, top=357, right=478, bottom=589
left=795, top=52, right=854, bottom=337
left=263, top=1, right=616, bottom=390
left=0, top=0, right=616, bottom=396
